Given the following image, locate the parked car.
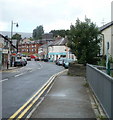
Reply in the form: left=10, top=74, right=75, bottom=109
left=63, top=59, right=75, bottom=68
left=26, top=56, right=31, bottom=61
left=43, top=59, right=48, bottom=62
left=55, top=59, right=60, bottom=65
left=14, top=56, right=27, bottom=67
left=30, top=54, right=36, bottom=59
left=22, top=57, right=27, bottom=65
left=35, top=57, right=40, bottom=61
left=57, top=58, right=66, bottom=65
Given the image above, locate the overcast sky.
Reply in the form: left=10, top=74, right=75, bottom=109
left=0, top=0, right=112, bottom=33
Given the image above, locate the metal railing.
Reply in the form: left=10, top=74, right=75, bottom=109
left=86, top=64, right=113, bottom=118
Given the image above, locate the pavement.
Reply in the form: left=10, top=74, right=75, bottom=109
left=0, top=67, right=17, bottom=73
left=30, top=71, right=96, bottom=119
left=2, top=66, right=17, bottom=71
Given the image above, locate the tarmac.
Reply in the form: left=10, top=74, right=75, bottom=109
left=30, top=71, right=96, bottom=119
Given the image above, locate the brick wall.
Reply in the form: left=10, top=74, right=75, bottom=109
left=18, top=42, right=41, bottom=55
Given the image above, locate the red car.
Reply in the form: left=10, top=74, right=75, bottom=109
left=30, top=55, right=36, bottom=59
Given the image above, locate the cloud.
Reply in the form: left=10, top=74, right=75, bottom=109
left=0, top=0, right=112, bottom=32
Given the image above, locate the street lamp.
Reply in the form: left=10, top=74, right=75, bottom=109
left=11, top=21, right=19, bottom=40
left=10, top=20, right=19, bottom=67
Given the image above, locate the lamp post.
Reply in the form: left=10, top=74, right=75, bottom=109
left=11, top=21, right=19, bottom=40
left=10, top=20, right=19, bottom=67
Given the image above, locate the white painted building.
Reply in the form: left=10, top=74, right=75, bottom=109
left=48, top=38, right=76, bottom=62
left=100, top=21, right=113, bottom=58
left=38, top=37, right=76, bottom=61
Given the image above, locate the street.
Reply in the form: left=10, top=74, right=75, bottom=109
left=2, top=61, right=64, bottom=118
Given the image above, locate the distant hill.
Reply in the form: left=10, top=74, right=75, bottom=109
left=0, top=31, right=32, bottom=39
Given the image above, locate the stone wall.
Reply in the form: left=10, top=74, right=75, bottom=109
left=68, top=62, right=86, bottom=77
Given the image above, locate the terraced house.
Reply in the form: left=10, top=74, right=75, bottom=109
left=100, top=21, right=113, bottom=58
left=18, top=39, right=41, bottom=55
left=0, top=34, right=10, bottom=70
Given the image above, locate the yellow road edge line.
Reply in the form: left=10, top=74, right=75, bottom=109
left=8, top=75, right=54, bottom=119
left=8, top=69, right=66, bottom=119
left=16, top=79, right=53, bottom=119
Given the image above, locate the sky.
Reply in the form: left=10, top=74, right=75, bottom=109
left=0, top=0, right=113, bottom=33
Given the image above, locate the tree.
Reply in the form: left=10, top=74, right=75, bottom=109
left=12, top=33, right=22, bottom=40
left=33, top=25, right=44, bottom=40
left=50, top=29, right=69, bottom=37
left=12, top=33, right=22, bottom=53
left=68, top=18, right=101, bottom=65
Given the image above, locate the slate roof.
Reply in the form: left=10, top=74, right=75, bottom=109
left=39, top=38, right=67, bottom=49
left=49, top=38, right=67, bottom=46
left=99, top=21, right=113, bottom=31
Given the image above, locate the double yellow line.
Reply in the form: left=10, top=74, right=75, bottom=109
left=8, top=75, right=55, bottom=119
left=8, top=69, right=67, bottom=119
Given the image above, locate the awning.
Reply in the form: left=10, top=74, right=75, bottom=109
left=48, top=52, right=66, bottom=55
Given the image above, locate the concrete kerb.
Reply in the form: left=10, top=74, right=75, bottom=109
left=8, top=69, right=67, bottom=119
left=26, top=69, right=68, bottom=119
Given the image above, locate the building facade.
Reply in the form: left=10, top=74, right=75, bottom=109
left=38, top=37, right=76, bottom=61
left=100, top=21, right=113, bottom=58
left=48, top=38, right=76, bottom=61
left=18, top=40, right=41, bottom=55
left=0, top=34, right=10, bottom=70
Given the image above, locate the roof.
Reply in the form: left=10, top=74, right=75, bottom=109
left=49, top=38, right=67, bottom=46
left=0, top=34, right=9, bottom=40
left=39, top=41, right=53, bottom=48
left=0, top=34, right=17, bottom=49
left=99, top=21, right=113, bottom=31
left=39, top=38, right=67, bottom=49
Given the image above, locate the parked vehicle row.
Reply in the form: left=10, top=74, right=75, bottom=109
left=55, top=57, right=75, bottom=69
left=14, top=56, right=27, bottom=67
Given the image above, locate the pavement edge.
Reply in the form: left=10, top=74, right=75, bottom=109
left=26, top=69, right=68, bottom=118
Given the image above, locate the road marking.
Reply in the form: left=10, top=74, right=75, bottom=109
left=0, top=78, right=8, bottom=82
left=15, top=73, right=23, bottom=77
left=17, top=76, right=54, bottom=119
left=8, top=69, right=67, bottom=119
left=8, top=75, right=54, bottom=119
left=38, top=62, right=43, bottom=69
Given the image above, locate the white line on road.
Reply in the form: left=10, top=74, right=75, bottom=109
left=38, top=62, right=43, bottom=69
left=0, top=78, right=9, bottom=82
left=15, top=73, right=24, bottom=77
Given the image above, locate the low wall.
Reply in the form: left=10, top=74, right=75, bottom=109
left=86, top=64, right=113, bottom=118
left=68, top=62, right=86, bottom=77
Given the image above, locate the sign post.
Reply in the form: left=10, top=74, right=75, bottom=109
left=0, top=43, right=3, bottom=70
left=106, top=42, right=110, bottom=75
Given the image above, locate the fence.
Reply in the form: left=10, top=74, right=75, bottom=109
left=86, top=64, right=113, bottom=118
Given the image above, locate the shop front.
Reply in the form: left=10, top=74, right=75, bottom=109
left=2, top=49, right=9, bottom=70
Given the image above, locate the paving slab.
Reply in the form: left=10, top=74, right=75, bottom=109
left=31, top=71, right=96, bottom=118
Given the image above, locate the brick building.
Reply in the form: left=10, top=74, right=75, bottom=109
left=18, top=40, right=41, bottom=55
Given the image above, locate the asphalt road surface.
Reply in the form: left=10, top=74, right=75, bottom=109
left=2, top=61, right=64, bottom=118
